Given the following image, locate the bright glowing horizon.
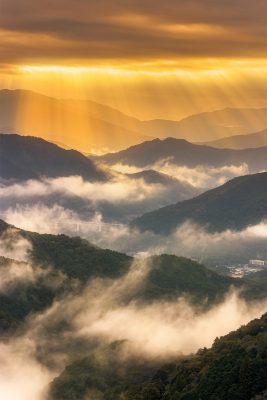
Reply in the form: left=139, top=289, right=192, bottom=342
left=1, top=0, right=267, bottom=143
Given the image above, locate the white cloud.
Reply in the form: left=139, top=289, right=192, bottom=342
left=0, top=336, right=54, bottom=400
left=109, top=160, right=249, bottom=189
left=0, top=173, right=198, bottom=224
left=0, top=228, right=32, bottom=262
left=3, top=203, right=267, bottom=263
left=27, top=260, right=267, bottom=360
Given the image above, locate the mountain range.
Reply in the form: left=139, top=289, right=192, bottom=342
left=3, top=89, right=267, bottom=152
left=205, top=128, right=267, bottom=149
left=0, top=89, right=147, bottom=153
left=1, top=218, right=260, bottom=334
left=98, top=137, right=267, bottom=173
left=0, top=134, right=201, bottom=223
left=142, top=107, right=267, bottom=142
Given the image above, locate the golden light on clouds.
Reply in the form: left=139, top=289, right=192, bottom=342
left=1, top=0, right=267, bottom=121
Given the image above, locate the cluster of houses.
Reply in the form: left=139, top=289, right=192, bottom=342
left=228, top=259, right=267, bottom=278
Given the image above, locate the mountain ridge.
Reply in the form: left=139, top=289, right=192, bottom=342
left=97, top=137, right=267, bottom=173
left=131, top=171, right=267, bottom=234
left=3, top=89, right=267, bottom=152
left=204, top=128, right=267, bottom=149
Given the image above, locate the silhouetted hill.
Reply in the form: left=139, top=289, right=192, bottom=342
left=205, top=128, right=267, bottom=149
left=0, top=133, right=107, bottom=181
left=132, top=172, right=267, bottom=234
left=97, top=137, right=267, bottom=173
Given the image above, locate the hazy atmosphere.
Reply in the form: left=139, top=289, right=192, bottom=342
left=1, top=1, right=267, bottom=399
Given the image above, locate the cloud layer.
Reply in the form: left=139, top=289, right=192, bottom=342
left=1, top=0, right=267, bottom=67
left=1, top=256, right=267, bottom=400
left=3, top=200, right=267, bottom=266
left=0, top=173, right=198, bottom=223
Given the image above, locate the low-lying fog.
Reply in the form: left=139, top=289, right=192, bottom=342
left=0, top=235, right=267, bottom=400
left=1, top=162, right=267, bottom=399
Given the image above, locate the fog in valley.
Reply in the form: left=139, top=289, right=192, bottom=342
left=0, top=236, right=266, bottom=399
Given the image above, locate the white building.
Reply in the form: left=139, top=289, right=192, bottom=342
left=249, top=259, right=267, bottom=267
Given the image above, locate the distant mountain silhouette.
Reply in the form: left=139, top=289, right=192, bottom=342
left=0, top=134, right=202, bottom=223
left=3, top=90, right=267, bottom=152
left=98, top=137, right=267, bottom=173
left=204, top=128, right=267, bottom=149
left=0, top=89, right=148, bottom=153
left=0, top=133, right=106, bottom=181
left=142, top=107, right=267, bottom=141
left=132, top=172, right=267, bottom=234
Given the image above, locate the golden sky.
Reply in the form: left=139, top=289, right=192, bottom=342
left=1, top=0, right=267, bottom=119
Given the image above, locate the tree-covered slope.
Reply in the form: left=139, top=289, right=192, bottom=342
left=135, top=313, right=267, bottom=400
left=132, top=172, right=267, bottom=234
left=0, top=220, right=131, bottom=332
left=0, top=219, right=266, bottom=334
left=0, top=257, right=64, bottom=332
left=50, top=313, right=267, bottom=400
left=49, top=341, right=160, bottom=400
left=136, top=255, right=239, bottom=305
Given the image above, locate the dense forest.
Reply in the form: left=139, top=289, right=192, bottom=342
left=50, top=313, right=267, bottom=400
left=1, top=218, right=266, bottom=333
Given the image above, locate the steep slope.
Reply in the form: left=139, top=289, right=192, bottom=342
left=205, top=128, right=267, bottom=149
left=136, top=254, right=243, bottom=305
left=49, top=313, right=267, bottom=400
left=97, top=137, right=267, bottom=173
left=0, top=219, right=131, bottom=282
left=0, top=89, right=147, bottom=153
left=134, top=313, right=267, bottom=400
left=132, top=172, right=267, bottom=234
left=0, top=256, right=64, bottom=332
left=49, top=341, right=161, bottom=400
left=0, top=220, right=131, bottom=332
left=0, top=133, right=107, bottom=181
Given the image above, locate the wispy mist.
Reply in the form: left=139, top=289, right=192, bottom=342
left=0, top=253, right=267, bottom=399
left=0, top=173, right=197, bottom=224
left=109, top=161, right=249, bottom=189
left=4, top=202, right=267, bottom=264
